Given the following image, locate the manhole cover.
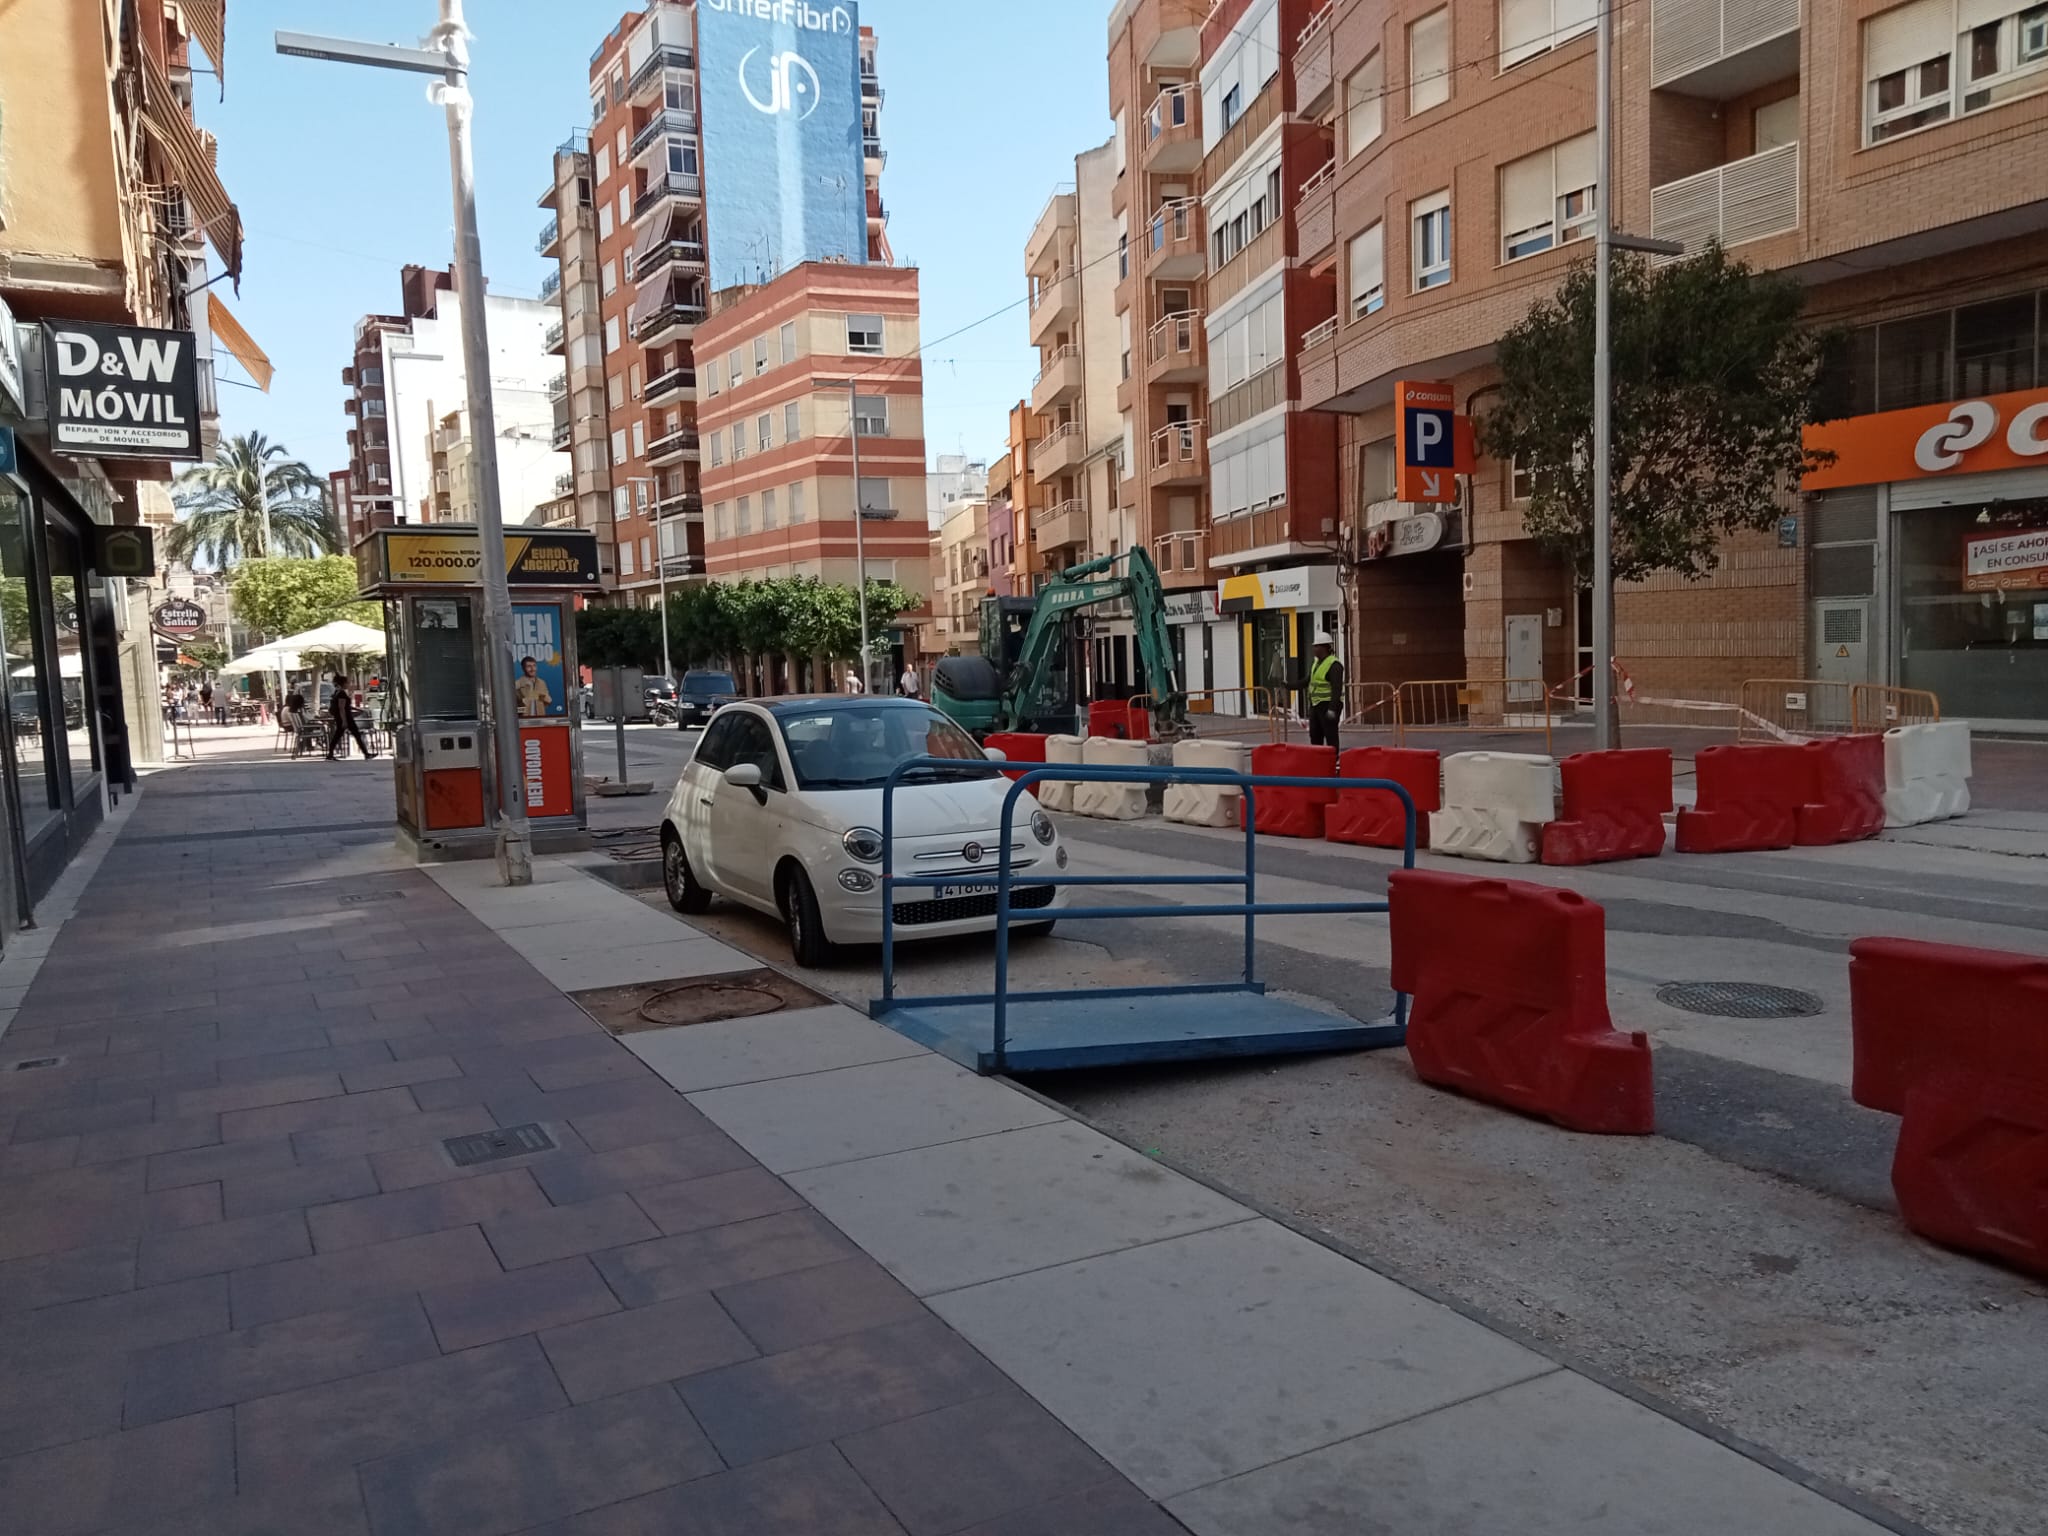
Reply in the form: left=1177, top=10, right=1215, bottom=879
left=1655, top=981, right=1824, bottom=1019
left=572, top=967, right=831, bottom=1035
left=445, top=1123, right=556, bottom=1167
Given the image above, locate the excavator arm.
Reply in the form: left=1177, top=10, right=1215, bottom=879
left=991, top=549, right=1188, bottom=737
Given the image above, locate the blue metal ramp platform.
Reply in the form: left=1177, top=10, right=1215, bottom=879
left=869, top=759, right=1416, bottom=1075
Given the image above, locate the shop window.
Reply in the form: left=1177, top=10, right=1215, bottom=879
left=44, top=527, right=94, bottom=796
left=0, top=486, right=57, bottom=839
left=1955, top=292, right=2040, bottom=395
left=1875, top=311, right=1953, bottom=411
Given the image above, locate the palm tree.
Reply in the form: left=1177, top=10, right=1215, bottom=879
left=166, top=432, right=339, bottom=567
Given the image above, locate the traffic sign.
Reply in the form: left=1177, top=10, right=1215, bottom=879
left=1395, top=379, right=1471, bottom=504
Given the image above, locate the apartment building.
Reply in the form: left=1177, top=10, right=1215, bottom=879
left=1297, top=0, right=2048, bottom=725
left=987, top=455, right=1019, bottom=598
left=928, top=453, right=990, bottom=519
left=342, top=267, right=452, bottom=547
left=695, top=263, right=932, bottom=613
left=0, top=0, right=247, bottom=908
left=934, top=496, right=992, bottom=654
left=1006, top=399, right=1045, bottom=590
left=546, top=2, right=893, bottom=607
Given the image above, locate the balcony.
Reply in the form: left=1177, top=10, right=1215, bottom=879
left=634, top=171, right=703, bottom=220
left=637, top=237, right=706, bottom=282
left=1203, top=75, right=1281, bottom=187
left=1025, top=186, right=1076, bottom=274
left=543, top=321, right=565, bottom=355
left=1150, top=421, right=1205, bottom=485
left=1302, top=315, right=1338, bottom=351
left=1032, top=420, right=1085, bottom=478
left=1030, top=344, right=1083, bottom=413
left=629, top=42, right=695, bottom=102
left=1146, top=198, right=1205, bottom=280
left=1154, top=529, right=1209, bottom=583
left=631, top=108, right=698, bottom=163
left=554, top=472, right=575, bottom=498
left=551, top=419, right=573, bottom=451
left=1650, top=142, right=1799, bottom=259
left=661, top=553, right=705, bottom=578
left=1211, top=361, right=1287, bottom=436
left=538, top=268, right=561, bottom=301
left=1027, top=269, right=1079, bottom=346
left=632, top=275, right=707, bottom=347
left=644, top=363, right=697, bottom=404
left=536, top=216, right=560, bottom=256
left=647, top=425, right=701, bottom=465
left=1145, top=310, right=1205, bottom=383
left=1294, top=3, right=1336, bottom=116
left=1143, top=85, right=1201, bottom=173
left=1034, top=497, right=1086, bottom=552
left=865, top=138, right=886, bottom=167
left=1211, top=504, right=1293, bottom=564
left=1650, top=0, right=1800, bottom=98
left=655, top=487, right=702, bottom=518
left=1297, top=158, right=1336, bottom=261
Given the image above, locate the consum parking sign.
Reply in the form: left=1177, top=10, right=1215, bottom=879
left=1395, top=379, right=1469, bottom=504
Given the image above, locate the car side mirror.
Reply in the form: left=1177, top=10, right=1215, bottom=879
left=723, top=761, right=768, bottom=804
left=983, top=745, right=1008, bottom=761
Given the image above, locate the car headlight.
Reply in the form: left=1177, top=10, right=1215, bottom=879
left=1030, top=810, right=1056, bottom=846
left=842, top=826, right=884, bottom=864
left=838, top=869, right=876, bottom=893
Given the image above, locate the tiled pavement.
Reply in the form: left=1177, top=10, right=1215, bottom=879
left=0, top=763, right=1183, bottom=1536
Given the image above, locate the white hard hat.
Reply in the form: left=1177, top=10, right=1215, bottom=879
left=1314, top=631, right=1334, bottom=645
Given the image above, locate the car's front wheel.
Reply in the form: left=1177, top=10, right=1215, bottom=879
left=662, top=828, right=712, bottom=914
left=779, top=865, right=836, bottom=968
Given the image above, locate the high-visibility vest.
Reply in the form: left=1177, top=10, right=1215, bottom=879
left=1308, top=654, right=1339, bottom=706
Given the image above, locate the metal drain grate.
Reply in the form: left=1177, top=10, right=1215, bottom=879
left=1655, top=981, right=1824, bottom=1019
left=341, top=891, right=407, bottom=905
left=444, top=1123, right=556, bottom=1167
left=9, top=1056, right=64, bottom=1072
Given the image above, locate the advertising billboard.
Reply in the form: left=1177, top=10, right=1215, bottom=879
left=510, top=604, right=568, bottom=719
left=696, top=0, right=868, bottom=290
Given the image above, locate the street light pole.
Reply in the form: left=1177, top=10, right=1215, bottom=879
left=277, top=0, right=532, bottom=884
left=846, top=380, right=872, bottom=692
left=1592, top=0, right=1615, bottom=751
left=629, top=478, right=673, bottom=683
left=256, top=459, right=285, bottom=718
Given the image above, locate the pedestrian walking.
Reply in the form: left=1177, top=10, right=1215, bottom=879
left=898, top=663, right=920, bottom=699
left=844, top=668, right=866, bottom=695
left=326, top=673, right=378, bottom=760
left=1306, top=632, right=1344, bottom=750
left=197, top=681, right=213, bottom=723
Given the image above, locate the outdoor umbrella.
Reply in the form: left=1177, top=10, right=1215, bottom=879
left=219, top=643, right=302, bottom=676
left=275, top=619, right=387, bottom=658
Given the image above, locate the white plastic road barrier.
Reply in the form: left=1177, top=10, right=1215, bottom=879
left=1036, top=734, right=1085, bottom=813
left=1429, top=751, right=1557, bottom=864
left=1075, top=737, right=1152, bottom=819
left=1165, top=739, right=1250, bottom=827
left=1883, top=720, right=1972, bottom=827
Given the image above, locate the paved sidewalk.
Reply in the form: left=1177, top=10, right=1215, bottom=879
left=0, top=750, right=1911, bottom=1534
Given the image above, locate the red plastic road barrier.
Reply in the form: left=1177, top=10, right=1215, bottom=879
left=983, top=732, right=1048, bottom=784
left=1243, top=743, right=1338, bottom=838
left=1327, top=747, right=1437, bottom=849
left=1674, top=743, right=1808, bottom=854
left=1086, top=700, right=1150, bottom=742
left=1390, top=869, right=1653, bottom=1134
left=1795, top=734, right=1885, bottom=847
left=1850, top=937, right=2048, bottom=1277
left=1542, top=748, right=1672, bottom=865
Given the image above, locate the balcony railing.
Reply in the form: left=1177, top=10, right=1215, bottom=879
left=1651, top=0, right=1801, bottom=93
left=1032, top=343, right=1079, bottom=390
left=1649, top=142, right=1798, bottom=259
left=631, top=108, right=698, bottom=160
left=638, top=238, right=706, bottom=280
left=551, top=420, right=573, bottom=451
left=544, top=373, right=568, bottom=400
left=646, top=425, right=701, bottom=461
left=1154, top=529, right=1209, bottom=578
left=1028, top=267, right=1078, bottom=313
left=1298, top=158, right=1335, bottom=202
left=535, top=217, right=559, bottom=254
left=1145, top=310, right=1204, bottom=373
left=1302, top=316, right=1338, bottom=350
left=1033, top=420, right=1082, bottom=468
left=1150, top=420, right=1205, bottom=476
left=1147, top=199, right=1201, bottom=265
left=553, top=472, right=574, bottom=498
left=644, top=363, right=697, bottom=401
left=634, top=300, right=706, bottom=341
left=1145, top=84, right=1193, bottom=143
left=538, top=269, right=561, bottom=300
left=634, top=171, right=703, bottom=218
left=543, top=321, right=565, bottom=353
left=628, top=42, right=695, bottom=98
left=655, top=489, right=703, bottom=518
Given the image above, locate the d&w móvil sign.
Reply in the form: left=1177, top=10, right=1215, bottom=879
left=43, top=321, right=203, bottom=461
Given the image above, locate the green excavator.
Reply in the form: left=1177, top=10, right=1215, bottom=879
left=931, top=548, right=1188, bottom=739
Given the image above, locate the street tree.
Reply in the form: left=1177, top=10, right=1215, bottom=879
left=230, top=556, right=379, bottom=639
left=167, top=432, right=339, bottom=567
left=574, top=606, right=664, bottom=672
left=1479, top=241, right=1836, bottom=610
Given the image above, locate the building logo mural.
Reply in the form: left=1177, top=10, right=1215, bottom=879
left=740, top=48, right=821, bottom=118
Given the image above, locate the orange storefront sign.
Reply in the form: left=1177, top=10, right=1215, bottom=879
left=1804, top=386, right=2048, bottom=490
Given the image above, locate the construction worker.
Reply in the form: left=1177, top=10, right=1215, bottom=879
left=1306, top=631, right=1343, bottom=750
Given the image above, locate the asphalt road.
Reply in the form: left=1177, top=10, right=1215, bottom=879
left=588, top=724, right=2048, bottom=1536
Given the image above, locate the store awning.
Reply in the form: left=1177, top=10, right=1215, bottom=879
left=628, top=273, right=677, bottom=334
left=136, top=44, right=244, bottom=282
left=206, top=292, right=270, bottom=391
left=185, top=0, right=226, bottom=85
left=631, top=210, right=676, bottom=267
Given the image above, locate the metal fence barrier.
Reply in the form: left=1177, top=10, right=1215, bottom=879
left=1342, top=681, right=1399, bottom=734
left=1852, top=684, right=1940, bottom=734
left=1392, top=679, right=1553, bottom=753
left=1737, top=679, right=1941, bottom=742
left=1132, top=687, right=1279, bottom=741
left=875, top=757, right=1416, bottom=1072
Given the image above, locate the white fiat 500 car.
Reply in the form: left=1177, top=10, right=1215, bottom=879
left=659, top=696, right=1066, bottom=965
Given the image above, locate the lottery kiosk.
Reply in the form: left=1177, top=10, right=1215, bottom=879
left=359, top=526, right=601, bottom=861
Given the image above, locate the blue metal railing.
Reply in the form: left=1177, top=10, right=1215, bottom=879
left=874, top=758, right=1416, bottom=1072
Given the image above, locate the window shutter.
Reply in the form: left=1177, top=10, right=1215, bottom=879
left=1350, top=222, right=1384, bottom=305
left=1501, top=0, right=1551, bottom=67
left=1553, top=130, right=1597, bottom=198
left=1957, top=0, right=2012, bottom=33
left=1410, top=10, right=1451, bottom=111
left=1501, top=152, right=1552, bottom=235
left=1865, top=0, right=1953, bottom=77
left=1557, top=0, right=1596, bottom=39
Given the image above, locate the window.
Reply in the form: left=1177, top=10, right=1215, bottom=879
left=667, top=140, right=698, bottom=177
left=666, top=75, right=696, bottom=112
left=1877, top=311, right=1956, bottom=411
left=711, top=501, right=727, bottom=540
left=622, top=248, right=634, bottom=281
left=1345, top=53, right=1384, bottom=158
left=779, top=321, right=797, bottom=363
left=1409, top=9, right=1451, bottom=115
left=1510, top=456, right=1536, bottom=503
left=784, top=401, right=802, bottom=442
left=601, top=259, right=617, bottom=296
left=640, top=536, right=651, bottom=574
left=598, top=204, right=614, bottom=240
left=629, top=362, right=641, bottom=399
left=1114, top=108, right=1128, bottom=174
left=595, top=144, right=611, bottom=181
left=1349, top=223, right=1386, bottom=319
left=1412, top=191, right=1452, bottom=290
left=724, top=714, right=784, bottom=791
left=620, top=540, right=636, bottom=576
left=789, top=481, right=806, bottom=523
left=757, top=413, right=773, bottom=452
left=1209, top=287, right=1284, bottom=393
left=608, top=374, right=625, bottom=409
left=727, top=348, right=744, bottom=383
left=853, top=394, right=888, bottom=436
left=761, top=488, right=778, bottom=529
left=1118, top=227, right=1130, bottom=280
left=1864, top=1, right=1955, bottom=141
left=707, top=434, right=723, bottom=467
left=1199, top=5, right=1280, bottom=150
left=610, top=430, right=626, bottom=466
left=618, top=187, right=631, bottom=223
left=706, top=359, right=721, bottom=396
left=1221, top=84, right=1242, bottom=128
left=1500, top=0, right=1595, bottom=70
left=1954, top=292, right=2039, bottom=395
left=631, top=422, right=644, bottom=458
left=1500, top=132, right=1595, bottom=262
left=1962, top=2, right=2048, bottom=112
left=1754, top=95, right=1800, bottom=152
left=736, top=495, right=752, bottom=534
left=847, top=313, right=885, bottom=353
left=635, top=478, right=650, bottom=511
left=753, top=337, right=769, bottom=375
left=730, top=423, right=746, bottom=460
left=1208, top=150, right=1282, bottom=269
left=857, top=476, right=892, bottom=514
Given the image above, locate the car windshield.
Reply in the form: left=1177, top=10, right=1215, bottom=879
left=684, top=673, right=736, bottom=695
left=778, top=704, right=995, bottom=790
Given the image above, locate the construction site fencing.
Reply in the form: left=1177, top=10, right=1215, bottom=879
left=1392, top=679, right=1553, bottom=753
left=1342, top=681, right=1400, bottom=734
left=1736, top=680, right=1941, bottom=742
left=1136, top=687, right=1283, bottom=741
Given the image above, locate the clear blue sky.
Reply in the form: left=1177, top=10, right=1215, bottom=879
left=202, top=1, right=1111, bottom=480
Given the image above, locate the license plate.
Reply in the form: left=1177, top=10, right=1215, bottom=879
left=934, top=883, right=989, bottom=901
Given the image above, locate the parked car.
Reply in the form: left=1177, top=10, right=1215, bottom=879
left=659, top=696, right=1065, bottom=965
left=644, top=675, right=677, bottom=708
left=674, top=669, right=739, bottom=729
